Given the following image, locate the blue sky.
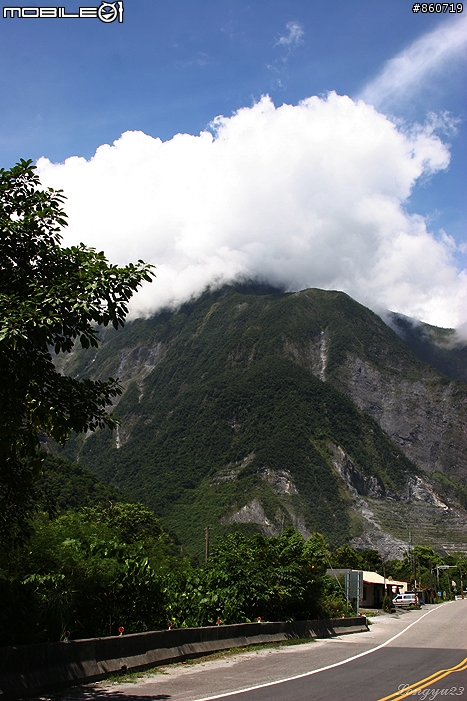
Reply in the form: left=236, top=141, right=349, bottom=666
left=1, top=1, right=466, bottom=327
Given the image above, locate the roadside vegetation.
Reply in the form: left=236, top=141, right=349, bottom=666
left=0, top=455, right=348, bottom=645
left=1, top=454, right=466, bottom=646
left=329, top=542, right=467, bottom=603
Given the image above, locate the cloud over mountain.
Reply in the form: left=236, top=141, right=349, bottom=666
left=37, top=91, right=466, bottom=328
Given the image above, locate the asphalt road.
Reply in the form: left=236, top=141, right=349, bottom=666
left=59, top=600, right=467, bottom=701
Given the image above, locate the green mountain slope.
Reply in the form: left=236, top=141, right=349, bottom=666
left=60, top=285, right=467, bottom=557
left=388, top=312, right=467, bottom=383
left=38, top=454, right=128, bottom=513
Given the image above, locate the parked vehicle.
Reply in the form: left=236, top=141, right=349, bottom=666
left=392, top=592, right=420, bottom=608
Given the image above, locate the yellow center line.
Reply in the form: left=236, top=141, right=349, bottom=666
left=375, top=654, right=467, bottom=701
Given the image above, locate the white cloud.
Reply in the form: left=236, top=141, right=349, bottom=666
left=360, top=15, right=467, bottom=110
left=275, top=21, right=304, bottom=47
left=37, top=92, right=466, bottom=329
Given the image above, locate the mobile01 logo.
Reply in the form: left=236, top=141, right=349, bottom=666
left=3, top=1, right=124, bottom=22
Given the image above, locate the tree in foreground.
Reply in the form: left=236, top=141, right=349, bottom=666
left=0, top=159, right=154, bottom=544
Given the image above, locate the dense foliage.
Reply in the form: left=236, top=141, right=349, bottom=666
left=0, top=457, right=349, bottom=645
left=0, top=457, right=170, bottom=644
left=384, top=546, right=467, bottom=597
left=0, top=160, right=153, bottom=545
left=1, top=459, right=464, bottom=647
left=37, top=454, right=127, bottom=513
left=4, top=496, right=464, bottom=647
left=329, top=544, right=383, bottom=572
left=165, top=530, right=344, bottom=627
left=0, top=506, right=169, bottom=644
left=0, top=488, right=347, bottom=644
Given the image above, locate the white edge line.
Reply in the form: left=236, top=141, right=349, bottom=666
left=191, top=605, right=448, bottom=701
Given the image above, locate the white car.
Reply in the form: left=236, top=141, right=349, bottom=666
left=392, top=593, right=420, bottom=607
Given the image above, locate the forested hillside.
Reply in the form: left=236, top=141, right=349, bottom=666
left=59, top=285, right=467, bottom=558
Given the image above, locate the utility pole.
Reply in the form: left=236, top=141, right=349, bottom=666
left=205, top=526, right=210, bottom=563
left=429, top=561, right=434, bottom=603
left=407, top=527, right=412, bottom=587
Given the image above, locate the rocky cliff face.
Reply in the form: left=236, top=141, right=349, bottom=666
left=280, top=290, right=467, bottom=482
left=332, top=355, right=467, bottom=480
left=329, top=441, right=467, bottom=559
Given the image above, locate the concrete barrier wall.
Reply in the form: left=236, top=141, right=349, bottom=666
left=0, top=617, right=368, bottom=699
